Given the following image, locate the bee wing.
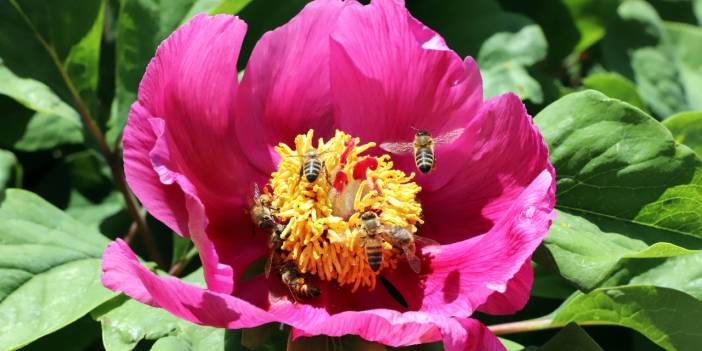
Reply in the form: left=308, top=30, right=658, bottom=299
left=264, top=253, right=273, bottom=279
left=414, top=235, right=442, bottom=254
left=432, top=128, right=465, bottom=145
left=405, top=252, right=422, bottom=273
left=379, top=141, right=414, bottom=155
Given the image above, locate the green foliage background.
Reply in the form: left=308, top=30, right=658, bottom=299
left=1, top=0, right=701, bottom=350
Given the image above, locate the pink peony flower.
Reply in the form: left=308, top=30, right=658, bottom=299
left=101, top=0, right=556, bottom=350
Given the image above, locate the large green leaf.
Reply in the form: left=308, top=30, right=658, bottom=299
left=478, top=25, right=547, bottom=103
left=0, top=189, right=115, bottom=350
left=0, top=0, right=104, bottom=108
left=553, top=286, right=702, bottom=351
left=534, top=90, right=702, bottom=291
left=581, top=72, right=645, bottom=109
left=600, top=0, right=694, bottom=118
left=663, top=111, right=702, bottom=158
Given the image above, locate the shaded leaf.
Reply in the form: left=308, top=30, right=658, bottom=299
left=0, top=0, right=104, bottom=108
left=601, top=0, right=688, bottom=118
left=0, top=189, right=115, bottom=350
left=0, top=149, right=20, bottom=191
left=665, top=22, right=702, bottom=113
left=534, top=90, right=702, bottom=291
left=538, top=323, right=603, bottom=351
left=663, top=111, right=702, bottom=158
left=478, top=25, right=547, bottom=103
left=553, top=286, right=702, bottom=351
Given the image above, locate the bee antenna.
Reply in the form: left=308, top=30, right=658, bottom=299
left=410, top=125, right=420, bottom=132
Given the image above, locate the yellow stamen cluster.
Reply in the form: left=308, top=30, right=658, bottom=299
left=268, top=130, right=423, bottom=291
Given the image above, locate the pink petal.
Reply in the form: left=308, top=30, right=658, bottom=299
left=420, top=93, right=555, bottom=243
left=124, top=14, right=271, bottom=293
left=235, top=0, right=355, bottom=170
left=129, top=13, right=266, bottom=232
left=330, top=0, right=482, bottom=156
left=292, top=312, right=504, bottom=351
left=477, top=259, right=534, bottom=315
left=102, top=239, right=274, bottom=328
left=386, top=171, right=555, bottom=318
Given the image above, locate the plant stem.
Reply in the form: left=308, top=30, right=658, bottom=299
left=11, top=1, right=164, bottom=268
left=488, top=319, right=613, bottom=336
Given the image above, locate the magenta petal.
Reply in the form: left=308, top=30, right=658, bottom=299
left=123, top=103, right=189, bottom=237
left=477, top=259, right=534, bottom=315
left=101, top=240, right=274, bottom=328
left=236, top=0, right=354, bottom=170
left=130, top=13, right=265, bottom=230
left=330, top=0, right=482, bottom=147
left=292, top=312, right=504, bottom=351
left=421, top=93, right=555, bottom=243
left=416, top=171, right=554, bottom=318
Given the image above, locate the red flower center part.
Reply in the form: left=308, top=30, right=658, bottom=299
left=268, top=130, right=423, bottom=291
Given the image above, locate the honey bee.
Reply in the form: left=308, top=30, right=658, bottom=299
left=279, top=261, right=320, bottom=300
left=380, top=128, right=464, bottom=174
left=264, top=223, right=285, bottom=279
left=250, top=183, right=276, bottom=230
left=358, top=211, right=385, bottom=272
left=383, top=226, right=439, bottom=274
left=301, top=150, right=326, bottom=183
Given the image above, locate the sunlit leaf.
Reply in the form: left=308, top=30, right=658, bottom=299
left=0, top=189, right=115, bottom=350
left=663, top=111, right=702, bottom=158
left=534, top=90, right=702, bottom=291
left=581, top=72, right=645, bottom=109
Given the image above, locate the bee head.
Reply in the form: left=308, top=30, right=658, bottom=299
left=415, top=130, right=430, bottom=137
left=304, top=150, right=317, bottom=158
left=360, top=211, right=378, bottom=221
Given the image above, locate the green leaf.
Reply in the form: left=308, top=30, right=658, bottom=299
left=94, top=269, right=246, bottom=351
left=538, top=323, right=603, bottom=351
left=33, top=150, right=125, bottom=230
left=0, top=0, right=104, bottom=108
left=553, top=286, right=702, bottom=351
left=478, top=25, right=547, bottom=103
left=663, top=111, right=702, bottom=158
left=0, top=62, right=83, bottom=151
left=665, top=22, right=702, bottom=113
left=0, top=189, right=115, bottom=350
left=601, top=0, right=690, bottom=118
left=108, top=0, right=258, bottom=146
left=533, top=90, right=702, bottom=291
left=581, top=72, right=645, bottom=109
left=500, top=337, right=525, bottom=351
left=0, top=150, right=20, bottom=191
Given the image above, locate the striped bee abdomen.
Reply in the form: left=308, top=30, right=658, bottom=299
left=414, top=148, right=435, bottom=173
left=302, top=158, right=322, bottom=182
left=365, top=242, right=383, bottom=272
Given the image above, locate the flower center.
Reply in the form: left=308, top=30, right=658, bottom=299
left=267, top=130, right=423, bottom=291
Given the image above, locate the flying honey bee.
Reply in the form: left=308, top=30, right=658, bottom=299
left=279, top=261, right=320, bottom=300
left=358, top=211, right=385, bottom=272
left=264, top=223, right=285, bottom=279
left=250, top=183, right=276, bottom=230
left=380, top=128, right=465, bottom=174
left=383, top=226, right=440, bottom=274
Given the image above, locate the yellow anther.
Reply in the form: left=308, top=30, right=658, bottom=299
left=268, top=130, right=423, bottom=291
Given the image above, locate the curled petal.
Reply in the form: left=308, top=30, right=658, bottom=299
left=330, top=0, right=482, bottom=154
left=236, top=0, right=354, bottom=171
left=292, top=312, right=504, bottom=351
left=102, top=240, right=273, bottom=327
